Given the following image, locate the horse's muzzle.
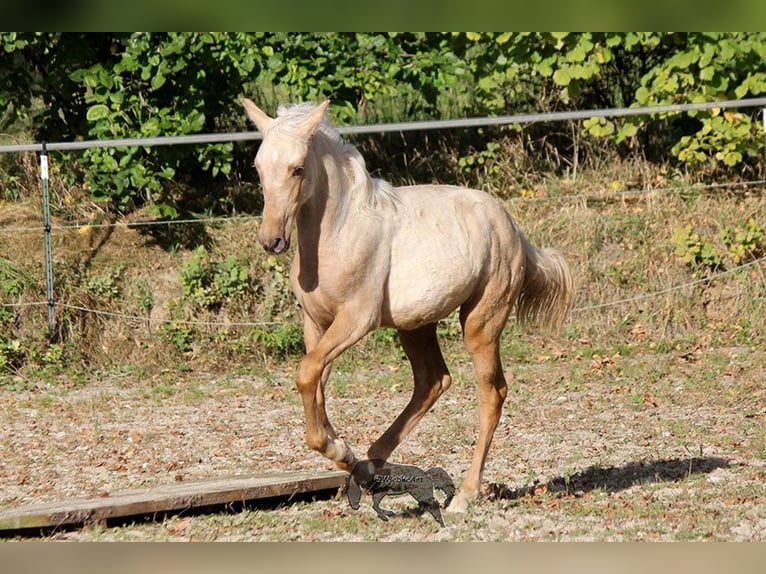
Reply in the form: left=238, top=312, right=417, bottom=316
left=261, top=236, right=289, bottom=254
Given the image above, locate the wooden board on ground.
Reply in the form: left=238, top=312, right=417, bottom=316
left=0, top=470, right=347, bottom=531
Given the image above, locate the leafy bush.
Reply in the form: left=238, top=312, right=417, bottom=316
left=720, top=218, right=764, bottom=265
left=2, top=32, right=765, bottom=218
left=672, top=225, right=723, bottom=272
left=250, top=322, right=304, bottom=360
left=85, top=269, right=123, bottom=299
left=180, top=245, right=251, bottom=311
left=672, top=217, right=764, bottom=273
left=0, top=336, right=23, bottom=372
left=68, top=33, right=261, bottom=217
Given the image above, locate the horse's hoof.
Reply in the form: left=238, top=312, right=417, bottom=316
left=445, top=492, right=469, bottom=514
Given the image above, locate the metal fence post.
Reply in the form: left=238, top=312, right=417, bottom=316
left=762, top=109, right=766, bottom=177
left=40, top=142, right=55, bottom=340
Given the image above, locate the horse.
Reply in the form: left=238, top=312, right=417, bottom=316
left=345, top=458, right=456, bottom=526
left=242, top=98, right=575, bottom=514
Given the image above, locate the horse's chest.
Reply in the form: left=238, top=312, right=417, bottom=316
left=293, top=288, right=338, bottom=327
left=290, top=258, right=355, bottom=325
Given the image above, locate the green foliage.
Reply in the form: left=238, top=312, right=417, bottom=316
left=0, top=257, right=34, bottom=298
left=437, top=313, right=463, bottom=340
left=133, top=279, right=154, bottom=314
left=672, top=225, right=723, bottom=272
left=367, top=328, right=400, bottom=354
left=68, top=33, right=261, bottom=215
left=2, top=32, right=766, bottom=217
left=180, top=245, right=251, bottom=310
left=0, top=259, right=37, bottom=370
left=465, top=32, right=766, bottom=173
left=162, top=322, right=195, bottom=354
left=250, top=322, right=304, bottom=360
left=672, top=217, right=764, bottom=273
left=720, top=218, right=764, bottom=265
left=631, top=33, right=766, bottom=171
left=85, top=269, right=122, bottom=299
left=672, top=110, right=759, bottom=169
left=457, top=140, right=502, bottom=182
left=0, top=336, right=23, bottom=372
left=258, top=255, right=293, bottom=319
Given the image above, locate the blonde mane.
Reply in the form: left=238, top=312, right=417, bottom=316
left=276, top=103, right=397, bottom=209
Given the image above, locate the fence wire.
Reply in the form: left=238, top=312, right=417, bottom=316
left=1, top=179, right=764, bottom=236
left=2, top=96, right=766, bottom=154
left=4, top=255, right=765, bottom=327
left=570, top=255, right=766, bottom=314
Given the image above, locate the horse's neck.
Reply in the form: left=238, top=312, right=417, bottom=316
left=295, top=155, right=344, bottom=258
left=293, top=155, right=352, bottom=291
left=297, top=151, right=354, bottom=245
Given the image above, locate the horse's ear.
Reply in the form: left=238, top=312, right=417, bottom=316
left=241, top=97, right=273, bottom=133
left=300, top=99, right=330, bottom=136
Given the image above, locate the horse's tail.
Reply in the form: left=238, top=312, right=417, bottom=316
left=516, top=235, right=575, bottom=334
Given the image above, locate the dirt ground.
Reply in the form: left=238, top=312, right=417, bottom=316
left=1, top=339, right=764, bottom=541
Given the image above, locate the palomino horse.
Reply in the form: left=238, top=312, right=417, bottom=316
left=242, top=98, right=575, bottom=514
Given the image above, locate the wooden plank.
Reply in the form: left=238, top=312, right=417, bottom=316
left=0, top=470, right=346, bottom=531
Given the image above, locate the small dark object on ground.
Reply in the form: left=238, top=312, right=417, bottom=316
left=345, top=459, right=455, bottom=527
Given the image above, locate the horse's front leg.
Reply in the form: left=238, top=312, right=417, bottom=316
left=303, top=317, right=338, bottom=441
left=316, top=365, right=336, bottom=437
left=297, top=311, right=374, bottom=472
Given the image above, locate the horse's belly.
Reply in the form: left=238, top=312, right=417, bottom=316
left=384, top=251, right=479, bottom=329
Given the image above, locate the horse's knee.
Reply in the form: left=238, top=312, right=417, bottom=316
left=296, top=355, right=323, bottom=394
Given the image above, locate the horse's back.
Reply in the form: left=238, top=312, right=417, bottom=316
left=392, top=184, right=519, bottom=233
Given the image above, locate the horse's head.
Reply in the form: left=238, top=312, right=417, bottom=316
left=242, top=98, right=330, bottom=254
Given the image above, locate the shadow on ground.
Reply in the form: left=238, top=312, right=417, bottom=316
left=487, top=456, right=733, bottom=501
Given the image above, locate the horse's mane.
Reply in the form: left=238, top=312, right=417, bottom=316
left=276, top=103, right=397, bottom=209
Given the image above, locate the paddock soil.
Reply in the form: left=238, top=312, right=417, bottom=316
left=1, top=339, right=764, bottom=541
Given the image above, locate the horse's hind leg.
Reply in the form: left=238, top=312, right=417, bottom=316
left=368, top=323, right=451, bottom=461
left=447, top=301, right=510, bottom=514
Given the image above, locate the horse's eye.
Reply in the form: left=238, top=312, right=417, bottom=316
left=293, top=166, right=304, bottom=177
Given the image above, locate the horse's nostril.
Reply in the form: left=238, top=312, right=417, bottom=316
left=262, top=237, right=286, bottom=253
left=261, top=237, right=282, bottom=253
